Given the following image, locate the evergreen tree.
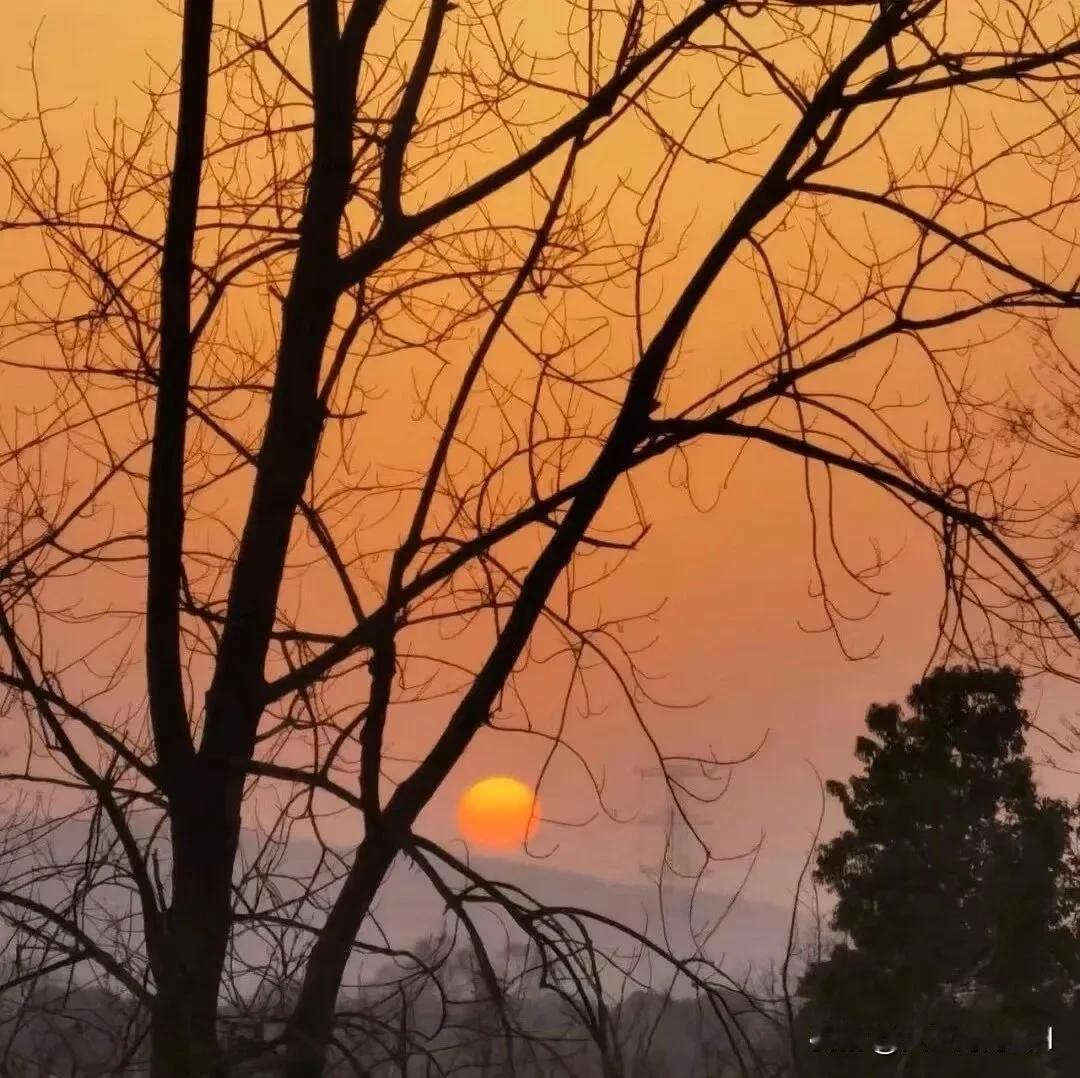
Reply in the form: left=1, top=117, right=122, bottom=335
left=798, top=666, right=1080, bottom=1077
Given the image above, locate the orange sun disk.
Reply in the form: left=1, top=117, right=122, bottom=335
left=457, top=776, right=540, bottom=850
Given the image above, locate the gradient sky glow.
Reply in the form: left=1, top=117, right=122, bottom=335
left=4, top=0, right=1079, bottom=912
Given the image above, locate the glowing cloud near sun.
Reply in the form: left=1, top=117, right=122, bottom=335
left=457, top=776, right=540, bottom=850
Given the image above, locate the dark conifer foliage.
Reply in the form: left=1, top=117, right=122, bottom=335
left=799, top=666, right=1080, bottom=1077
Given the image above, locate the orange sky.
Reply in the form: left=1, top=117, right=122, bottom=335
left=3, top=0, right=1080, bottom=907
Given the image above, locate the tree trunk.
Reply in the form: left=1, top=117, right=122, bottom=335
left=151, top=925, right=224, bottom=1077
left=283, top=837, right=398, bottom=1077
left=150, top=771, right=241, bottom=1077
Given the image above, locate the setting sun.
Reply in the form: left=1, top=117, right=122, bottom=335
left=457, top=777, right=540, bottom=850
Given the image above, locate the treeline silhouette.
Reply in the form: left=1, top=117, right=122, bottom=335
left=0, top=962, right=791, bottom=1076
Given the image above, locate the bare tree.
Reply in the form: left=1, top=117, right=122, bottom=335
left=2, top=0, right=1080, bottom=1074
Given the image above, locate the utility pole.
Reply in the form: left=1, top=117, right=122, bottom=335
left=634, top=762, right=706, bottom=880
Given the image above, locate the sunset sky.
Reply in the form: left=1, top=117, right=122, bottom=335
left=4, top=0, right=1080, bottom=913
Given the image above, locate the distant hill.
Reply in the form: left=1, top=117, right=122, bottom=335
left=226, top=830, right=802, bottom=998
left=1, top=816, right=805, bottom=1073
left=358, top=849, right=797, bottom=984
left=1, top=813, right=803, bottom=993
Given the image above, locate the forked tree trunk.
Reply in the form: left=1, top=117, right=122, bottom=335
left=146, top=8, right=360, bottom=1070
